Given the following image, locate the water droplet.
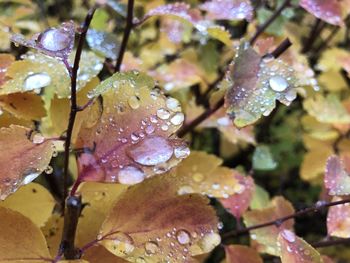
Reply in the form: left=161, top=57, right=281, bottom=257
left=135, top=257, right=146, bottom=263
left=111, top=232, right=135, bottom=254
left=24, top=73, right=51, bottom=91
left=23, top=171, right=40, bottom=185
left=32, top=133, right=45, bottom=144
left=170, top=112, right=185, bottom=125
left=145, top=125, right=155, bottom=134
left=118, top=166, right=145, bottom=185
left=166, top=97, right=181, bottom=111
left=281, top=229, right=296, bottom=243
left=128, top=96, right=140, bottom=109
left=176, top=230, right=191, bottom=245
left=193, top=173, right=204, bottom=182
left=174, top=145, right=190, bottom=159
left=199, top=232, right=221, bottom=252
left=127, top=136, right=173, bottom=166
left=285, top=89, right=297, bottom=101
left=44, top=165, right=53, bottom=174
left=217, top=222, right=224, bottom=230
left=156, top=108, right=171, bottom=120
left=178, top=185, right=194, bottom=195
left=40, top=28, right=70, bottom=51
left=233, top=183, right=245, bottom=194
left=269, top=76, right=288, bottom=92
left=144, top=241, right=159, bottom=254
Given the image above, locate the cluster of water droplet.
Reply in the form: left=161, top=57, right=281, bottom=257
left=200, top=0, right=253, bottom=21
left=277, top=229, right=312, bottom=259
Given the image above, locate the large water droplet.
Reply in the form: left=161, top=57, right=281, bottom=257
left=144, top=241, right=159, bottom=254
left=127, top=136, right=173, bottom=166
left=111, top=232, right=135, bottom=255
left=40, top=29, right=70, bottom=51
left=32, top=133, right=45, bottom=144
left=166, top=97, right=181, bottom=111
left=156, top=108, right=171, bottom=120
left=176, top=230, right=191, bottom=245
left=281, top=229, right=296, bottom=243
left=118, top=166, right=145, bottom=185
left=24, top=73, right=51, bottom=91
left=128, top=96, right=140, bottom=109
left=22, top=171, right=40, bottom=185
left=174, top=145, right=190, bottom=159
left=177, top=185, right=194, bottom=195
left=269, top=76, right=288, bottom=92
left=170, top=112, right=184, bottom=125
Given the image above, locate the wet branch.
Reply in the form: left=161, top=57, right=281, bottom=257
left=114, top=0, right=135, bottom=72
left=177, top=38, right=292, bottom=138
left=222, top=198, right=350, bottom=241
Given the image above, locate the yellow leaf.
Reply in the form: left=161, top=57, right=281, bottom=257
left=41, top=213, right=64, bottom=256
left=82, top=246, right=128, bottom=263
left=0, top=182, right=55, bottom=227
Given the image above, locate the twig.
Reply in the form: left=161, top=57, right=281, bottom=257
left=222, top=198, right=350, bottom=241
left=114, top=0, right=135, bottom=72
left=313, top=237, right=350, bottom=248
left=177, top=38, right=292, bottom=137
left=313, top=26, right=340, bottom=55
left=250, top=0, right=291, bottom=45
left=62, top=7, right=96, bottom=211
left=302, top=19, right=326, bottom=53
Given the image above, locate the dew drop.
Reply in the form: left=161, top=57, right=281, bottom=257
left=23, top=171, right=40, bottom=185
left=128, top=96, right=140, bottom=109
left=156, top=108, right=171, bottom=120
left=118, top=166, right=145, bottom=185
left=145, top=125, right=155, bottom=134
left=193, top=173, right=204, bottom=182
left=166, top=97, right=180, bottom=111
left=32, top=133, right=45, bottom=144
left=176, top=230, right=191, bottom=245
left=40, top=29, right=70, bottom=51
left=269, top=76, right=288, bottom=92
left=44, top=165, right=53, bottom=174
left=127, top=136, right=173, bottom=166
left=178, top=185, right=194, bottom=195
left=170, top=112, right=185, bottom=125
left=24, top=73, right=51, bottom=91
left=144, top=241, right=159, bottom=254
left=285, top=89, right=297, bottom=102
left=174, top=145, right=190, bottom=159
left=281, top=229, right=296, bottom=243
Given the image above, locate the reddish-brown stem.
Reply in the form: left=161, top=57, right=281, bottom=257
left=313, top=237, right=350, bottom=248
left=222, top=198, right=350, bottom=241
left=114, top=0, right=134, bottom=72
left=250, top=0, right=291, bottom=45
left=177, top=38, right=292, bottom=138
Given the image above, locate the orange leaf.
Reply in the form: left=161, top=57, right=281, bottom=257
left=76, top=72, right=189, bottom=184
left=0, top=53, right=15, bottom=86
left=0, top=125, right=53, bottom=199
left=99, top=174, right=219, bottom=262
left=225, top=245, right=263, bottom=263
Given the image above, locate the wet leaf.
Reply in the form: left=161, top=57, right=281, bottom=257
left=0, top=125, right=54, bottom=200
left=250, top=184, right=270, bottom=210
left=300, top=0, right=344, bottom=26
left=76, top=72, right=189, bottom=184
left=325, top=155, right=350, bottom=196
left=243, top=196, right=295, bottom=256
left=0, top=53, right=15, bottom=86
left=225, top=245, right=263, bottom=263
left=83, top=245, right=128, bottom=263
left=0, top=206, right=51, bottom=261
left=224, top=42, right=297, bottom=127
left=171, top=151, right=243, bottom=198
left=86, top=29, right=120, bottom=60
left=41, top=213, right=64, bottom=256
left=278, top=229, right=323, bottom=263
left=252, top=145, right=277, bottom=170
left=220, top=174, right=255, bottom=219
left=304, top=94, right=350, bottom=124
left=327, top=196, right=350, bottom=238
left=11, top=21, right=75, bottom=60
left=99, top=174, right=219, bottom=262
left=0, top=183, right=55, bottom=227
left=0, top=51, right=103, bottom=98
left=200, top=0, right=253, bottom=21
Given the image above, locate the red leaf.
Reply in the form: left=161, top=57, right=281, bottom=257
left=300, top=0, right=344, bottom=26
left=200, top=0, right=253, bottom=21
left=324, top=155, right=350, bottom=195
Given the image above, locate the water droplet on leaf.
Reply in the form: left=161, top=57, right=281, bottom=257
left=24, top=73, right=51, bottom=91
left=269, top=76, right=289, bottom=92
left=118, top=166, right=145, bottom=185
left=176, top=230, right=191, bottom=245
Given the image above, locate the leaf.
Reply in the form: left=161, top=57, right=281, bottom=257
left=225, top=245, right=263, bottom=263
left=171, top=150, right=243, bottom=198
left=243, top=196, right=295, bottom=256
left=278, top=229, right=323, bottom=263
left=220, top=174, right=255, bottom=219
left=83, top=245, right=128, bottom=263
left=0, top=183, right=55, bottom=227
left=0, top=51, right=103, bottom=98
left=76, top=72, right=189, bottom=184
left=11, top=21, right=75, bottom=60
left=252, top=145, right=277, bottom=170
left=0, top=53, right=15, bottom=85
left=327, top=196, right=350, bottom=238
left=0, top=206, right=51, bottom=261
left=224, top=42, right=298, bottom=127
left=300, top=0, right=344, bottom=26
left=0, top=125, right=54, bottom=200
left=41, top=213, right=64, bottom=256
left=99, top=174, right=220, bottom=262
left=325, top=155, right=350, bottom=196
left=0, top=92, right=46, bottom=121
left=250, top=184, right=270, bottom=210
left=86, top=29, right=120, bottom=60
left=199, top=0, right=253, bottom=21
left=303, top=94, right=350, bottom=124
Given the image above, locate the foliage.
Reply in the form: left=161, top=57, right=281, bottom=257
left=1, top=0, right=350, bottom=262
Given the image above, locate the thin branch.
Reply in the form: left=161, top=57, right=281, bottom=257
left=250, top=0, right=291, bottom=45
left=313, top=26, right=340, bottom=55
left=302, top=18, right=326, bottom=53
left=177, top=38, right=292, bottom=138
left=222, top=198, right=350, bottom=241
left=62, top=7, right=96, bottom=211
left=313, top=237, right=350, bottom=248
left=114, top=0, right=135, bottom=72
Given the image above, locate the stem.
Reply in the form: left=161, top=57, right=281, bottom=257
left=249, top=0, right=291, bottom=45
left=313, top=237, right=350, bottom=248
left=114, top=0, right=134, bottom=72
left=62, top=7, right=96, bottom=211
left=60, top=196, right=83, bottom=259
left=177, top=38, right=292, bottom=138
left=313, top=26, right=339, bottom=55
left=222, top=198, right=350, bottom=241
left=302, top=19, right=326, bottom=53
